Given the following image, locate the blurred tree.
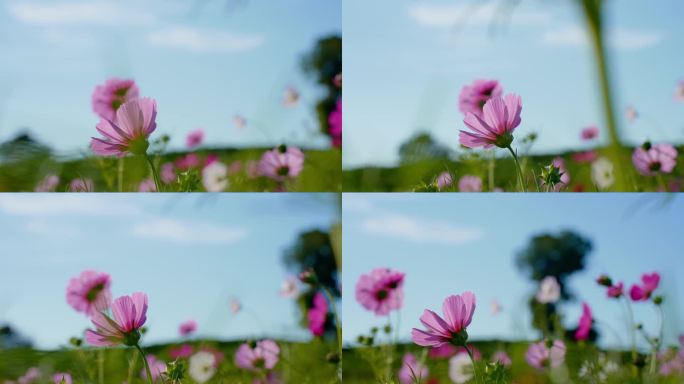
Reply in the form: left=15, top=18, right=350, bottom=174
left=398, top=132, right=452, bottom=165
left=301, top=36, right=342, bottom=139
left=283, top=229, right=339, bottom=338
left=0, top=132, right=55, bottom=192
left=516, top=231, right=593, bottom=336
left=0, top=325, right=32, bottom=349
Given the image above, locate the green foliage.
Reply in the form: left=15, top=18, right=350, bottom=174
left=301, top=35, right=342, bottom=137
left=398, top=132, right=453, bottom=165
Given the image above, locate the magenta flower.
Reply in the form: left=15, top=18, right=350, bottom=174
left=52, top=373, right=72, bottom=384
left=35, top=175, right=60, bottom=192
left=429, top=344, right=457, bottom=359
left=574, top=302, right=592, bottom=341
left=492, top=351, right=512, bottom=367
left=525, top=340, right=566, bottom=370
left=411, top=292, right=476, bottom=348
left=92, top=78, right=140, bottom=121
left=170, top=344, right=194, bottom=359
left=632, top=143, right=677, bottom=176
left=259, top=146, right=305, bottom=181
left=141, top=355, right=167, bottom=382
left=328, top=98, right=342, bottom=148
left=458, top=79, right=503, bottom=118
left=69, top=178, right=94, bottom=192
left=398, top=353, right=429, bottom=384
left=161, top=163, right=176, bottom=184
left=91, top=98, right=157, bottom=157
left=138, top=178, right=157, bottom=192
left=179, top=320, right=198, bottom=337
left=606, top=282, right=624, bottom=298
left=458, top=175, right=482, bottom=192
left=460, top=94, right=522, bottom=149
left=176, top=153, right=201, bottom=170
left=186, top=129, right=204, bottom=149
left=580, top=125, right=599, bottom=140
left=17, top=367, right=40, bottom=384
left=436, top=171, right=454, bottom=190
left=66, top=270, right=112, bottom=317
left=355, top=268, right=405, bottom=316
left=572, top=150, right=598, bottom=164
left=234, top=340, right=280, bottom=371
left=85, top=292, right=148, bottom=347
left=630, top=272, right=660, bottom=301
left=307, top=292, right=328, bottom=337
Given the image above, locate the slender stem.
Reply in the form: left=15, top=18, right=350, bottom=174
left=135, top=344, right=154, bottom=384
left=463, top=344, right=480, bottom=384
left=579, top=0, right=627, bottom=190
left=656, top=174, right=668, bottom=192
left=506, top=146, right=526, bottom=192
left=487, top=150, right=495, bottom=191
left=651, top=304, right=664, bottom=375
left=97, top=349, right=104, bottom=384
left=117, top=157, right=124, bottom=192
left=145, top=154, right=163, bottom=192
left=321, top=287, right=342, bottom=354
left=622, top=297, right=638, bottom=378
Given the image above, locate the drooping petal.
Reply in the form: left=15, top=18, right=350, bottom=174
left=91, top=138, right=125, bottom=157
left=419, top=309, right=452, bottom=338
left=411, top=328, right=447, bottom=347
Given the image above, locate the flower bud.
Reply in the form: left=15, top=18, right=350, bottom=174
left=596, top=275, right=612, bottom=287
left=299, top=269, right=317, bottom=285
left=326, top=352, right=341, bottom=364
left=653, top=295, right=663, bottom=305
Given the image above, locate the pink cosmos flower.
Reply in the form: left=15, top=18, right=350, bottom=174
left=69, top=178, right=94, bottom=192
left=279, top=276, right=299, bottom=298
left=186, top=129, right=204, bottom=149
left=179, top=320, right=198, bottom=337
left=138, top=178, right=156, bottom=192
left=92, top=78, right=140, bottom=121
left=607, top=282, right=624, bottom=298
left=411, top=292, right=476, bottom=348
left=548, top=157, right=570, bottom=192
left=234, top=340, right=280, bottom=371
left=259, top=146, right=305, bottom=181
left=329, top=98, right=342, bottom=148
left=581, top=125, right=599, bottom=140
left=460, top=94, right=522, bottom=149
left=91, top=98, right=157, bottom=157
left=398, top=353, right=429, bottom=384
left=161, top=163, right=176, bottom=184
left=17, top=367, right=40, bottom=384
left=355, top=268, right=405, bottom=316
left=429, top=344, right=456, bottom=359
left=233, top=115, right=247, bottom=129
left=575, top=302, right=592, bottom=341
left=176, top=153, right=201, bottom=170
left=66, top=270, right=112, bottom=317
left=625, top=106, right=638, bottom=122
left=492, top=351, right=512, bottom=367
left=630, top=272, right=660, bottom=301
left=169, top=344, right=194, bottom=359
left=525, top=340, right=566, bottom=370
left=458, top=175, right=482, bottom=192
left=458, top=79, right=503, bottom=118
left=282, top=86, right=300, bottom=107
left=632, top=143, right=677, bottom=176
left=35, top=175, right=60, bottom=192
left=436, top=172, right=454, bottom=190
left=572, top=150, right=598, bottom=164
left=307, top=292, right=328, bottom=337
left=85, top=292, right=148, bottom=347
left=52, top=373, right=72, bottom=384
left=141, top=355, right=167, bottom=382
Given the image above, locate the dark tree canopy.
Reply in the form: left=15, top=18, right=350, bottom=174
left=398, top=132, right=452, bottom=165
left=283, top=229, right=340, bottom=298
left=301, top=35, right=342, bottom=138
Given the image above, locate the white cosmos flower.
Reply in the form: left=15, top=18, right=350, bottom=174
left=591, top=157, right=615, bottom=190
left=449, top=353, right=474, bottom=384
left=202, top=162, right=229, bottom=192
left=279, top=276, right=299, bottom=298
left=536, top=276, right=561, bottom=304
left=189, top=351, right=217, bottom=383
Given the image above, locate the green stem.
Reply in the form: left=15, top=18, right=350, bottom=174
left=463, top=344, right=480, bottom=384
left=650, top=304, right=664, bottom=375
left=506, top=146, right=526, bottom=192
left=488, top=150, right=495, bottom=191
left=656, top=174, right=668, bottom=192
left=135, top=344, right=154, bottom=384
left=580, top=0, right=627, bottom=191
left=145, top=154, right=163, bottom=192
left=321, top=286, right=342, bottom=383
left=117, top=157, right=124, bottom=192
left=623, top=297, right=638, bottom=378
left=97, top=349, right=104, bottom=384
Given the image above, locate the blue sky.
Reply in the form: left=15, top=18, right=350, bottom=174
left=0, top=0, right=341, bottom=155
left=0, top=193, right=338, bottom=350
left=343, top=0, right=684, bottom=167
left=343, top=194, right=684, bottom=350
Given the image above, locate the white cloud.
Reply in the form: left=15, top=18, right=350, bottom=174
left=133, top=218, right=248, bottom=245
left=0, top=195, right=141, bottom=216
left=542, top=25, right=663, bottom=51
left=361, top=213, right=483, bottom=245
left=8, top=1, right=155, bottom=25
left=146, top=27, right=264, bottom=53
left=407, top=3, right=551, bottom=28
